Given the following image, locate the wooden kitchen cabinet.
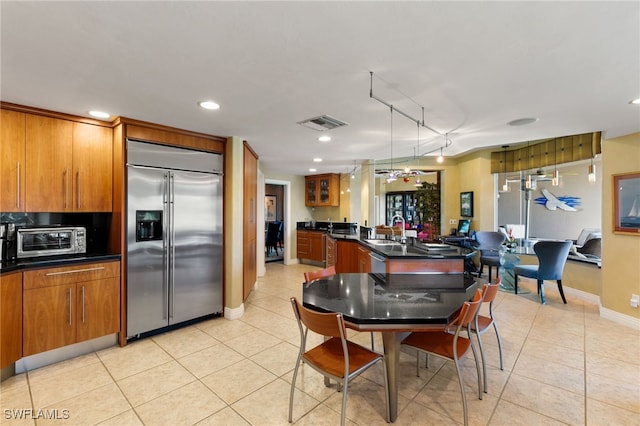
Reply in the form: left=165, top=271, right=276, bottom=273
left=325, top=235, right=336, bottom=268
left=1, top=272, right=23, bottom=369
left=335, top=239, right=358, bottom=273
left=305, top=174, right=340, bottom=206
left=357, top=245, right=371, bottom=273
left=72, top=122, right=113, bottom=212
left=22, top=261, right=120, bottom=356
left=24, top=115, right=113, bottom=212
left=296, top=230, right=325, bottom=262
left=0, top=110, right=26, bottom=212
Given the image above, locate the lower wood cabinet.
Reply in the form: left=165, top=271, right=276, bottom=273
left=357, top=245, right=371, bottom=273
left=1, top=272, right=23, bottom=369
left=296, top=230, right=325, bottom=262
left=22, top=261, right=120, bottom=356
left=335, top=240, right=358, bottom=273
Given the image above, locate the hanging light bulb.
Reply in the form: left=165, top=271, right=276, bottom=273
left=552, top=140, right=560, bottom=186
left=437, top=147, right=444, bottom=163
left=588, top=160, right=596, bottom=183
left=501, top=145, right=510, bottom=192
left=525, top=174, right=533, bottom=189
left=587, top=140, right=596, bottom=183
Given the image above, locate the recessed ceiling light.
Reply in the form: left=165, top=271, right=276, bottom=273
left=508, top=117, right=538, bottom=126
left=630, top=98, right=640, bottom=105
left=318, top=135, right=331, bottom=142
left=309, top=168, right=317, bottom=172
left=199, top=100, right=220, bottom=110
left=88, top=110, right=110, bottom=119
left=313, top=158, right=322, bottom=162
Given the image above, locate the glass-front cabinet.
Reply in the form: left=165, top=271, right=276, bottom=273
left=386, top=191, right=420, bottom=226
left=305, top=174, right=339, bottom=207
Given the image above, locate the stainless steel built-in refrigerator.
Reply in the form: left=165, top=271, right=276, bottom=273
left=126, top=140, right=223, bottom=338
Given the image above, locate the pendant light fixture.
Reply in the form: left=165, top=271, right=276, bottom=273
left=588, top=138, right=596, bottom=183
left=525, top=141, right=535, bottom=190
left=414, top=120, right=423, bottom=187
left=386, top=105, right=396, bottom=183
left=552, top=140, right=560, bottom=186
left=501, top=145, right=510, bottom=192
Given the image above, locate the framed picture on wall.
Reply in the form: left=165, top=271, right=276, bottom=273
left=265, top=195, right=276, bottom=222
left=460, top=191, right=474, bottom=217
left=613, top=172, right=640, bottom=235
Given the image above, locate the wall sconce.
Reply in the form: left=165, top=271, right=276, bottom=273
left=588, top=161, right=596, bottom=183
left=437, top=147, right=444, bottom=163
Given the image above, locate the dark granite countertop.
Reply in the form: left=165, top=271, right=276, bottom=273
left=0, top=253, right=121, bottom=274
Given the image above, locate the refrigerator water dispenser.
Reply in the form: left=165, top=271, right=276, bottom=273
left=136, top=210, right=163, bottom=241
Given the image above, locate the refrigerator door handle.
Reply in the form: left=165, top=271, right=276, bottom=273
left=162, top=172, right=169, bottom=320
left=169, top=172, right=176, bottom=320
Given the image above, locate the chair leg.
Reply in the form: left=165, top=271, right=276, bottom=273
left=370, top=332, right=375, bottom=351
left=476, top=332, right=488, bottom=393
left=288, top=353, right=303, bottom=422
left=478, top=263, right=484, bottom=278
left=454, top=356, right=470, bottom=426
left=493, top=322, right=504, bottom=371
left=488, top=265, right=493, bottom=283
left=416, top=350, right=421, bottom=377
left=340, top=379, right=348, bottom=426
left=538, top=280, right=546, bottom=304
left=557, top=280, right=567, bottom=304
left=514, top=274, right=519, bottom=294
left=469, top=337, right=483, bottom=401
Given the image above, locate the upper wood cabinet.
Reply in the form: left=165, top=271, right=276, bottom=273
left=24, top=115, right=113, bottom=212
left=305, top=174, right=339, bottom=207
left=72, top=123, right=113, bottom=211
left=0, top=110, right=26, bottom=212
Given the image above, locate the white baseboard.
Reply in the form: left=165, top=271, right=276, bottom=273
left=224, top=303, right=245, bottom=320
left=560, top=285, right=640, bottom=331
left=600, top=306, right=640, bottom=331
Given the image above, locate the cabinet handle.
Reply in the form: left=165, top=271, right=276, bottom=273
left=68, top=288, right=72, bottom=326
left=81, top=286, right=85, bottom=323
left=64, top=168, right=69, bottom=209
left=45, top=266, right=105, bottom=276
left=76, top=171, right=81, bottom=209
left=16, top=162, right=21, bottom=209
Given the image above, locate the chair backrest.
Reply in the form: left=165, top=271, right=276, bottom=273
left=475, top=231, right=506, bottom=252
left=304, top=265, right=337, bottom=282
left=266, top=222, right=280, bottom=245
left=450, top=289, right=483, bottom=331
left=533, top=240, right=572, bottom=280
left=290, top=297, right=345, bottom=339
left=480, top=281, right=500, bottom=304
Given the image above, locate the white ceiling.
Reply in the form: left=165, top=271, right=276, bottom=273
left=2, top=1, right=639, bottom=176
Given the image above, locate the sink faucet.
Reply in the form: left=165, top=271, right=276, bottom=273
left=390, top=214, right=407, bottom=244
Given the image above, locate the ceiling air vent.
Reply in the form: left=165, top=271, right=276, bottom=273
left=297, top=115, right=348, bottom=131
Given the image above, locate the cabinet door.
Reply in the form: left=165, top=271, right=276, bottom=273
left=72, top=123, right=113, bottom=212
left=305, top=177, right=318, bottom=205
left=23, top=285, right=76, bottom=356
left=309, top=233, right=325, bottom=262
left=296, top=231, right=311, bottom=258
left=1, top=272, right=22, bottom=368
left=336, top=240, right=358, bottom=273
left=357, top=246, right=371, bottom=273
left=76, top=278, right=120, bottom=342
left=25, top=115, right=73, bottom=212
left=0, top=110, right=26, bottom=212
left=243, top=145, right=257, bottom=300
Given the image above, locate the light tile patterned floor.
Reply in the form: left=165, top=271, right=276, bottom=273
left=1, top=262, right=639, bottom=425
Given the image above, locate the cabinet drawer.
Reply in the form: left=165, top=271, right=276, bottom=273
left=24, top=261, right=120, bottom=290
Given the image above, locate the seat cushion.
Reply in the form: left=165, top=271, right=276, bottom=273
left=480, top=255, right=501, bottom=266
left=513, top=264, right=538, bottom=279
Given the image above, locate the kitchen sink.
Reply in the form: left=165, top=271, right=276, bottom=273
left=364, top=239, right=402, bottom=247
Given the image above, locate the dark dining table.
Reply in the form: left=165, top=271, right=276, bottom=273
left=302, top=272, right=478, bottom=422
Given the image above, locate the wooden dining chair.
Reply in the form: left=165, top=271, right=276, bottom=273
left=288, top=297, right=390, bottom=426
left=303, top=265, right=336, bottom=282
left=401, top=289, right=483, bottom=426
left=469, top=280, right=503, bottom=393
left=304, top=266, right=376, bottom=350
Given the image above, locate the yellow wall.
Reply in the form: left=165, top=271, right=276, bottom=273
left=601, top=132, right=640, bottom=318
left=456, top=150, right=495, bottom=232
